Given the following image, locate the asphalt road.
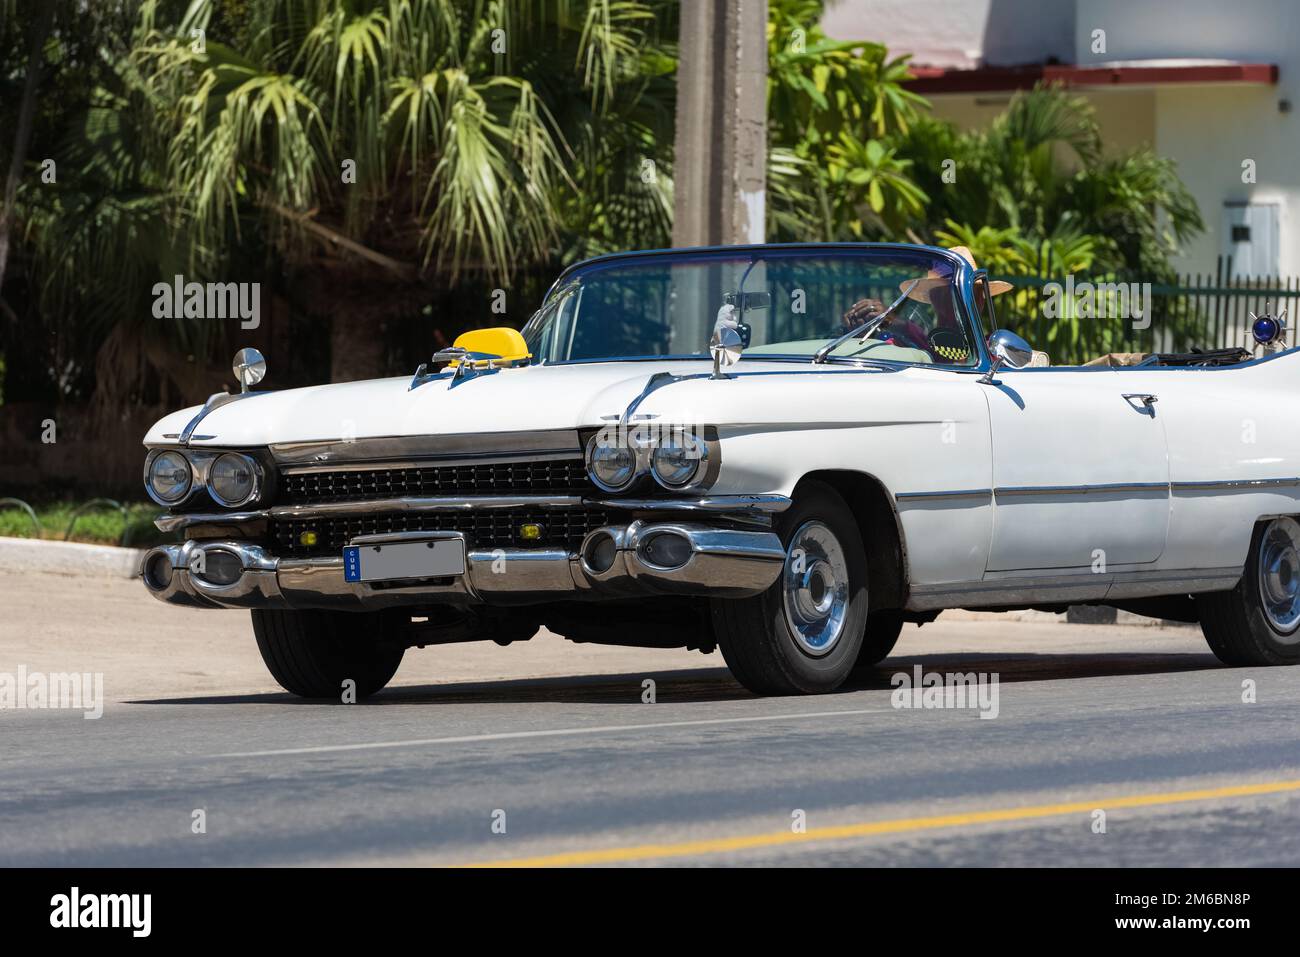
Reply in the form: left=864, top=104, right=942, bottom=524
left=2, top=569, right=1299, bottom=867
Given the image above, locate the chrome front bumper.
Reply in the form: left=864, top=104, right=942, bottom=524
left=140, top=522, right=787, bottom=611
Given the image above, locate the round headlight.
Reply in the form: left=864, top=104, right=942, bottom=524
left=147, top=451, right=192, bottom=503
left=651, top=432, right=707, bottom=488
left=586, top=435, right=637, bottom=492
left=208, top=452, right=258, bottom=507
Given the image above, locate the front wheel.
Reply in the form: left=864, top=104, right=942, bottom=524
left=850, top=609, right=905, bottom=676
left=1196, top=517, right=1300, bottom=666
left=712, top=481, right=868, bottom=694
left=252, top=609, right=405, bottom=698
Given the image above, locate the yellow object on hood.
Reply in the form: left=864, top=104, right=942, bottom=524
left=450, top=327, right=532, bottom=367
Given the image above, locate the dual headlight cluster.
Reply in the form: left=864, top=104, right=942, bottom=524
left=585, top=427, right=717, bottom=493
left=144, top=448, right=264, bottom=508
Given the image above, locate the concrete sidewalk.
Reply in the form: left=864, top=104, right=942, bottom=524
left=0, top=535, right=143, bottom=579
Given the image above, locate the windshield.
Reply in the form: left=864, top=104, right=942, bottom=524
left=523, top=248, right=980, bottom=367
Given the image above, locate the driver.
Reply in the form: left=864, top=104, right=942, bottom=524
left=840, top=245, right=1012, bottom=363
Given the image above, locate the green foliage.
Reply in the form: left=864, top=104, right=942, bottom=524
left=129, top=0, right=608, bottom=282
left=934, top=219, right=1098, bottom=275
left=766, top=0, right=929, bottom=241
left=5, top=0, right=676, bottom=406
left=0, top=500, right=169, bottom=547
left=1, top=0, right=1209, bottom=415
left=899, top=83, right=1203, bottom=279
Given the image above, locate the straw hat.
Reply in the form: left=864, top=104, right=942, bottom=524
left=902, top=246, right=1013, bottom=302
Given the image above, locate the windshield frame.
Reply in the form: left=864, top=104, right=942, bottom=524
left=526, top=242, right=991, bottom=372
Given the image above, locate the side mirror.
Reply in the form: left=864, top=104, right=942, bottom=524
left=987, top=329, right=1032, bottom=368
left=232, top=348, right=266, bottom=393
left=979, top=329, right=1032, bottom=384
left=710, top=325, right=744, bottom=379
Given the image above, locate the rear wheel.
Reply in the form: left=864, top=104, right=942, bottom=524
left=712, top=481, right=868, bottom=694
left=1196, top=517, right=1300, bottom=666
left=252, top=609, right=405, bottom=698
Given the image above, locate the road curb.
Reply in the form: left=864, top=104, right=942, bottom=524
left=0, top=536, right=144, bottom=579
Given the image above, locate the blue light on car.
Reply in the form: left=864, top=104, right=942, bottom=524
left=1252, top=314, right=1281, bottom=345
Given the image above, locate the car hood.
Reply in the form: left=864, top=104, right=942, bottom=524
left=143, top=359, right=784, bottom=448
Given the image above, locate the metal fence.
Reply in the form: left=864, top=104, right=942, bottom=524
left=989, top=257, right=1300, bottom=365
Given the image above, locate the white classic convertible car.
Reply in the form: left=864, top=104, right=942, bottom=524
left=141, top=243, right=1300, bottom=697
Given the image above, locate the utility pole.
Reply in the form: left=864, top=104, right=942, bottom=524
left=672, top=0, right=767, bottom=248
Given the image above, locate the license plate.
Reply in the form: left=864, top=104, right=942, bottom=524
left=343, top=537, right=466, bottom=583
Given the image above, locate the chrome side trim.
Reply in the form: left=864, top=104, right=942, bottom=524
left=906, top=566, right=1242, bottom=611
left=269, top=430, right=582, bottom=467
left=1106, top=567, right=1242, bottom=600
left=897, top=478, right=1300, bottom=503
left=895, top=489, right=992, bottom=502
left=907, top=574, right=1108, bottom=610
left=995, top=482, right=1168, bottom=497
left=1172, top=477, right=1300, bottom=492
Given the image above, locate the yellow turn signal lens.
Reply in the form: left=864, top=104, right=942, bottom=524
left=299, top=531, right=318, bottom=546
left=519, top=523, right=543, bottom=541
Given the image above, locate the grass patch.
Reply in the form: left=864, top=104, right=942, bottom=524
left=0, top=500, right=173, bottom=548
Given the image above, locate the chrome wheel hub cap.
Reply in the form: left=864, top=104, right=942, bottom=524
left=1258, top=517, right=1300, bottom=637
left=783, top=521, right=850, bottom=656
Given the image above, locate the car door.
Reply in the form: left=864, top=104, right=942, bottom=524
left=983, top=368, right=1170, bottom=571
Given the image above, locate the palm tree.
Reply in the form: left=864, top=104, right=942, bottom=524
left=0, top=0, right=55, bottom=302
left=126, top=0, right=674, bottom=379
left=9, top=0, right=674, bottom=396
left=898, top=83, right=1204, bottom=279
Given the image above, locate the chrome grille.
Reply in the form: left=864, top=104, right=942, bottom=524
left=280, top=458, right=591, bottom=505
left=272, top=508, right=613, bottom=557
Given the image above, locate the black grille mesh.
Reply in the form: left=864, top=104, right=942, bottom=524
left=272, top=508, right=613, bottom=557
left=281, top=458, right=590, bottom=505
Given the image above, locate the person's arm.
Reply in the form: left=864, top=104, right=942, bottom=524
left=840, top=297, right=885, bottom=331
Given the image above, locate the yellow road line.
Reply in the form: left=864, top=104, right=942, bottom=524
left=465, top=778, right=1300, bottom=867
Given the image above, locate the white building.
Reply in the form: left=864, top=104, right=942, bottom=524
left=824, top=0, right=1298, bottom=283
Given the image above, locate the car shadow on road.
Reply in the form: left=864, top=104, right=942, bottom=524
left=130, top=667, right=747, bottom=706
left=844, top=650, right=1224, bottom=691
left=130, top=650, right=1226, bottom=706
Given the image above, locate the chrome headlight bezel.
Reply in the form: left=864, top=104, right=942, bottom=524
left=143, top=447, right=270, bottom=509
left=206, top=451, right=264, bottom=508
left=584, top=425, right=720, bottom=495
left=650, top=429, right=709, bottom=490
left=585, top=432, right=639, bottom=493
left=144, top=450, right=193, bottom=506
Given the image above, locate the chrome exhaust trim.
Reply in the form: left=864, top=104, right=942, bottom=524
left=142, top=522, right=786, bottom=611
left=600, top=522, right=786, bottom=598
left=139, top=542, right=224, bottom=608
left=142, top=540, right=288, bottom=609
